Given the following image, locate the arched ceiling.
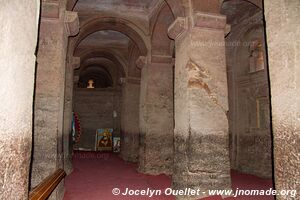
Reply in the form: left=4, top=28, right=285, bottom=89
left=73, top=18, right=148, bottom=55
left=71, top=17, right=148, bottom=83
left=78, top=65, right=114, bottom=88
left=76, top=48, right=127, bottom=75
left=78, top=31, right=130, bottom=48
left=151, top=3, right=175, bottom=57
left=68, top=0, right=185, bottom=18
left=74, top=0, right=158, bottom=15
left=221, top=0, right=261, bottom=25
left=68, top=0, right=186, bottom=88
left=76, top=30, right=131, bottom=65
left=74, top=30, right=133, bottom=80
left=78, top=57, right=125, bottom=86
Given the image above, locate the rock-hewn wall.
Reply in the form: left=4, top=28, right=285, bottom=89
left=74, top=89, right=121, bottom=150
left=139, top=62, right=174, bottom=175
left=265, top=0, right=300, bottom=197
left=0, top=1, right=40, bottom=199
left=31, top=3, right=79, bottom=200
left=32, top=15, right=68, bottom=200
left=169, top=12, right=231, bottom=199
left=120, top=80, right=141, bottom=162
left=226, top=12, right=273, bottom=178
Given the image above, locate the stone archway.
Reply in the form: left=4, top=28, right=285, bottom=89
left=76, top=48, right=127, bottom=78
left=67, top=0, right=186, bottom=18
left=69, top=17, right=148, bottom=56
left=67, top=11, right=149, bottom=163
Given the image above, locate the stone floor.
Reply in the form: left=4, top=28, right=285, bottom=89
left=64, top=152, right=274, bottom=200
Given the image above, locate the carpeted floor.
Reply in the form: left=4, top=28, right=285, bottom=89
left=64, top=152, right=274, bottom=200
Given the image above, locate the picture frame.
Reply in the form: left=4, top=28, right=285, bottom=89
left=95, top=128, right=113, bottom=151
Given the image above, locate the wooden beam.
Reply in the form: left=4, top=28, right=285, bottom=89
left=29, top=169, right=66, bottom=200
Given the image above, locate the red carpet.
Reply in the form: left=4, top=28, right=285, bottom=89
left=64, top=152, right=274, bottom=200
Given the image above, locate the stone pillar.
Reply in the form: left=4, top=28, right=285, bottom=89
left=120, top=77, right=141, bottom=162
left=168, top=13, right=231, bottom=199
left=63, top=56, right=80, bottom=174
left=31, top=2, right=78, bottom=199
left=0, top=1, right=40, bottom=199
left=265, top=0, right=300, bottom=197
left=138, top=56, right=174, bottom=175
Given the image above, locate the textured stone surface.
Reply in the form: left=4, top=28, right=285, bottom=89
left=138, top=2, right=175, bottom=175
left=172, top=12, right=231, bottom=199
left=223, top=6, right=273, bottom=178
left=120, top=81, right=140, bottom=162
left=0, top=0, right=39, bottom=199
left=7, top=1, right=300, bottom=200
left=265, top=0, right=300, bottom=198
left=63, top=56, right=80, bottom=175
left=139, top=62, right=174, bottom=175
left=31, top=5, right=70, bottom=200
left=63, top=13, right=79, bottom=175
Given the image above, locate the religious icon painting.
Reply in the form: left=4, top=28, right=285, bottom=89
left=95, top=128, right=113, bottom=151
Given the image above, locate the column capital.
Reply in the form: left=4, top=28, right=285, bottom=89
left=41, top=1, right=59, bottom=19
left=168, top=17, right=188, bottom=40
left=136, top=56, right=148, bottom=69
left=64, top=11, right=79, bottom=36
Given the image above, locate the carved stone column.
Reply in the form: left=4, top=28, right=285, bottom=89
left=0, top=1, right=40, bottom=199
left=120, top=76, right=141, bottom=162
left=31, top=2, right=79, bottom=199
left=265, top=0, right=300, bottom=198
left=168, top=13, right=231, bottom=199
left=138, top=55, right=174, bottom=175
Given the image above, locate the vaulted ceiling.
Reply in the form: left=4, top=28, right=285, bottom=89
left=221, top=0, right=261, bottom=25
left=71, top=0, right=154, bottom=88
left=74, top=0, right=162, bottom=17
left=71, top=0, right=263, bottom=88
